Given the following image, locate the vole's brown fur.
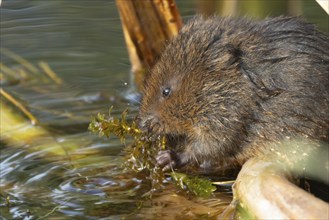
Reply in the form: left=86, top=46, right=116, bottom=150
left=138, top=16, right=329, bottom=171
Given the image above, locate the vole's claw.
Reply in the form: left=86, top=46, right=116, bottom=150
left=156, top=150, right=177, bottom=171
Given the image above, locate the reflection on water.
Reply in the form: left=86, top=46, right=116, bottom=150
left=1, top=0, right=328, bottom=219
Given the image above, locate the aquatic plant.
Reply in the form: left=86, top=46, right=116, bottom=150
left=89, top=108, right=216, bottom=198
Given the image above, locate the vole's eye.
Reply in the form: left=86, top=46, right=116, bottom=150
left=162, top=87, right=171, bottom=98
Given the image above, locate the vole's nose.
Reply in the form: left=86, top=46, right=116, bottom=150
left=137, top=114, right=159, bottom=133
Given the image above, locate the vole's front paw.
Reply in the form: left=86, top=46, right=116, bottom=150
left=156, top=150, right=189, bottom=171
left=156, top=150, right=178, bottom=171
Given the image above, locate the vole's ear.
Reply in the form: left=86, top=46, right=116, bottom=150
left=223, top=43, right=243, bottom=68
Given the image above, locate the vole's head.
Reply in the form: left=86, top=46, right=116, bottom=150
left=138, top=18, right=210, bottom=139
left=138, top=59, right=203, bottom=139
left=138, top=16, right=251, bottom=159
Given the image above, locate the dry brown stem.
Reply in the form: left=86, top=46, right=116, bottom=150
left=116, top=0, right=182, bottom=88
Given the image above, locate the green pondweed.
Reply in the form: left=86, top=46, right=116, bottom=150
left=89, top=108, right=216, bottom=198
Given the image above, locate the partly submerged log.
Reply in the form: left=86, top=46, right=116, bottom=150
left=229, top=155, right=329, bottom=219
left=116, top=0, right=182, bottom=89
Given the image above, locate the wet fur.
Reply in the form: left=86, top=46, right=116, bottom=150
left=139, top=16, right=329, bottom=170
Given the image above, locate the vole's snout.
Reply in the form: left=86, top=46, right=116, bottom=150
left=136, top=116, right=147, bottom=131
left=137, top=114, right=161, bottom=134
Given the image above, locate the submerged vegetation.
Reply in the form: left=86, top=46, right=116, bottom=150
left=1, top=48, right=63, bottom=87
left=89, top=108, right=216, bottom=198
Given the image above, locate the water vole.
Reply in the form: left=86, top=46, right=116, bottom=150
left=138, top=16, right=329, bottom=172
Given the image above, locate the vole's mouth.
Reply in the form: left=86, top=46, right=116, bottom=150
left=165, top=133, right=188, bottom=150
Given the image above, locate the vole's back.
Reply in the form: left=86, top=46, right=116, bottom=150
left=228, top=18, right=329, bottom=133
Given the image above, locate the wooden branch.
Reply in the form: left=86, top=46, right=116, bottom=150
left=229, top=156, right=329, bottom=219
left=116, top=0, right=182, bottom=89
